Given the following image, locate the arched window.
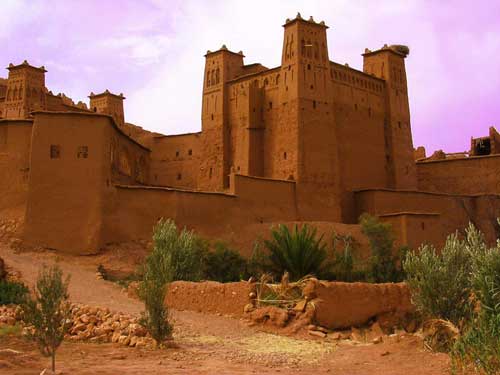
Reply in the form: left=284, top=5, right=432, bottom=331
left=216, top=67, right=220, bottom=84
left=314, top=42, right=319, bottom=59
left=290, top=34, right=294, bottom=57
left=306, top=40, right=312, bottom=58
left=211, top=70, right=216, bottom=86
left=285, top=38, right=290, bottom=59
left=207, top=71, right=211, bottom=86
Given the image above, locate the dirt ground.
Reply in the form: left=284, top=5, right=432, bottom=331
left=0, top=243, right=450, bottom=375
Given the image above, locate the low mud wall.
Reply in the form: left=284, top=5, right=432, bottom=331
left=166, top=281, right=253, bottom=317
left=165, top=280, right=414, bottom=330
left=312, top=281, right=414, bottom=329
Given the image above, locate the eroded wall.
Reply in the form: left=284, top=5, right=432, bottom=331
left=417, top=155, right=500, bottom=195
left=149, top=133, right=201, bottom=188
left=0, top=120, right=32, bottom=211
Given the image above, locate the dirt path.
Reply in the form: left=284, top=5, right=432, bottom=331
left=0, top=243, right=450, bottom=374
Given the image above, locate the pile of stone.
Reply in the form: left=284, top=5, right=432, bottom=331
left=0, top=303, right=155, bottom=348
left=0, top=219, right=20, bottom=242
left=66, top=303, right=154, bottom=348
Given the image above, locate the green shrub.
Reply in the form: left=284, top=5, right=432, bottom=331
left=203, top=242, right=248, bottom=282
left=403, top=232, right=473, bottom=326
left=147, top=218, right=206, bottom=283
left=452, top=245, right=500, bottom=374
left=22, top=265, right=71, bottom=373
left=138, top=277, right=173, bottom=346
left=263, top=224, right=328, bottom=281
left=0, top=280, right=28, bottom=305
left=359, top=213, right=405, bottom=283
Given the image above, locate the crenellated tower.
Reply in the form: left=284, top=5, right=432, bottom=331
left=277, top=14, right=341, bottom=220
left=199, top=45, right=244, bottom=190
left=89, top=90, right=125, bottom=127
left=363, top=45, right=417, bottom=189
left=4, top=60, right=47, bottom=119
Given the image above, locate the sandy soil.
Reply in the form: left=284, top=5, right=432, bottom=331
left=0, top=243, right=450, bottom=375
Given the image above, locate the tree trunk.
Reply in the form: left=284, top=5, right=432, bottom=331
left=52, top=352, right=55, bottom=373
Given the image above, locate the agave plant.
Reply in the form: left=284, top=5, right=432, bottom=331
left=263, top=224, right=328, bottom=281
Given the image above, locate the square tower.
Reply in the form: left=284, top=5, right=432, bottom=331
left=89, top=90, right=125, bottom=126
left=4, top=60, right=47, bottom=119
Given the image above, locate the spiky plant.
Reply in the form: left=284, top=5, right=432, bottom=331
left=263, top=224, right=328, bottom=281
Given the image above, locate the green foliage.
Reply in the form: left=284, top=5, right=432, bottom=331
left=147, top=218, right=205, bottom=283
left=22, top=265, right=71, bottom=373
left=452, top=244, right=500, bottom=374
left=359, top=213, right=405, bottom=283
left=138, top=277, right=173, bottom=346
left=403, top=232, right=474, bottom=326
left=203, top=242, right=248, bottom=282
left=329, top=232, right=360, bottom=282
left=263, top=224, right=328, bottom=281
left=0, top=280, right=28, bottom=305
left=0, top=324, right=22, bottom=337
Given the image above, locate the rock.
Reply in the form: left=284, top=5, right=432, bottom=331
left=351, top=327, right=364, bottom=342
left=315, top=326, right=329, bottom=334
left=372, top=336, right=383, bottom=344
left=307, top=324, right=317, bottom=331
left=293, top=300, right=307, bottom=312
left=329, top=332, right=342, bottom=340
left=365, top=322, right=385, bottom=342
left=243, top=303, right=254, bottom=314
left=308, top=330, right=327, bottom=338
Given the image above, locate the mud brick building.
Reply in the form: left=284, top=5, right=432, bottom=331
left=1, top=14, right=499, bottom=254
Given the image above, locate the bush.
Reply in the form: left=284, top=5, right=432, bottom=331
left=203, top=242, right=248, bottom=282
left=138, top=277, right=173, bottom=346
left=403, top=232, right=474, bottom=326
left=147, top=218, right=206, bottom=283
left=22, top=265, right=71, bottom=373
left=452, top=244, right=500, bottom=374
left=359, top=213, right=405, bottom=283
left=0, top=280, right=28, bottom=305
left=263, top=224, right=328, bottom=281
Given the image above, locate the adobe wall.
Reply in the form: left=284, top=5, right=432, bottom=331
left=417, top=155, right=500, bottom=195
left=103, top=174, right=298, bottom=249
left=164, top=280, right=414, bottom=330
left=23, top=112, right=111, bottom=253
left=149, top=133, right=201, bottom=188
left=0, top=120, right=32, bottom=212
left=313, top=281, right=413, bottom=329
left=109, top=124, right=150, bottom=186
left=355, top=189, right=500, bottom=249
left=23, top=112, right=149, bottom=254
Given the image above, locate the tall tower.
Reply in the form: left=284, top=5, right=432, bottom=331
left=89, top=90, right=125, bottom=126
left=4, top=60, right=47, bottom=119
left=199, top=45, right=244, bottom=190
left=278, top=14, right=341, bottom=220
left=363, top=45, right=417, bottom=189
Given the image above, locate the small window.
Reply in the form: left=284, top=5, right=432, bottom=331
left=307, top=64, right=311, bottom=70
left=368, top=108, right=372, bottom=117
left=398, top=121, right=402, bottom=129
left=50, top=145, right=60, bottom=159
left=77, top=146, right=88, bottom=159
left=177, top=173, right=182, bottom=180
left=283, top=152, right=287, bottom=160
left=269, top=102, right=273, bottom=109
left=421, top=222, right=425, bottom=230
left=209, top=168, right=213, bottom=178
left=188, top=149, right=192, bottom=156
left=354, top=103, right=358, bottom=111
left=175, top=151, right=179, bottom=157
left=313, top=100, right=316, bottom=109
left=211, top=114, right=214, bottom=120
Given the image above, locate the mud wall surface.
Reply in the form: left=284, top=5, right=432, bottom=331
left=313, top=281, right=413, bottom=329
left=166, top=281, right=252, bottom=316
left=0, top=120, right=32, bottom=211
left=355, top=189, right=500, bottom=248
left=417, top=155, right=500, bottom=195
left=103, top=174, right=298, bottom=248
left=164, top=280, right=414, bottom=330
left=23, top=112, right=115, bottom=254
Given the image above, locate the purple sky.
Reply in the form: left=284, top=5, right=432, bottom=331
left=2, top=0, right=500, bottom=153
